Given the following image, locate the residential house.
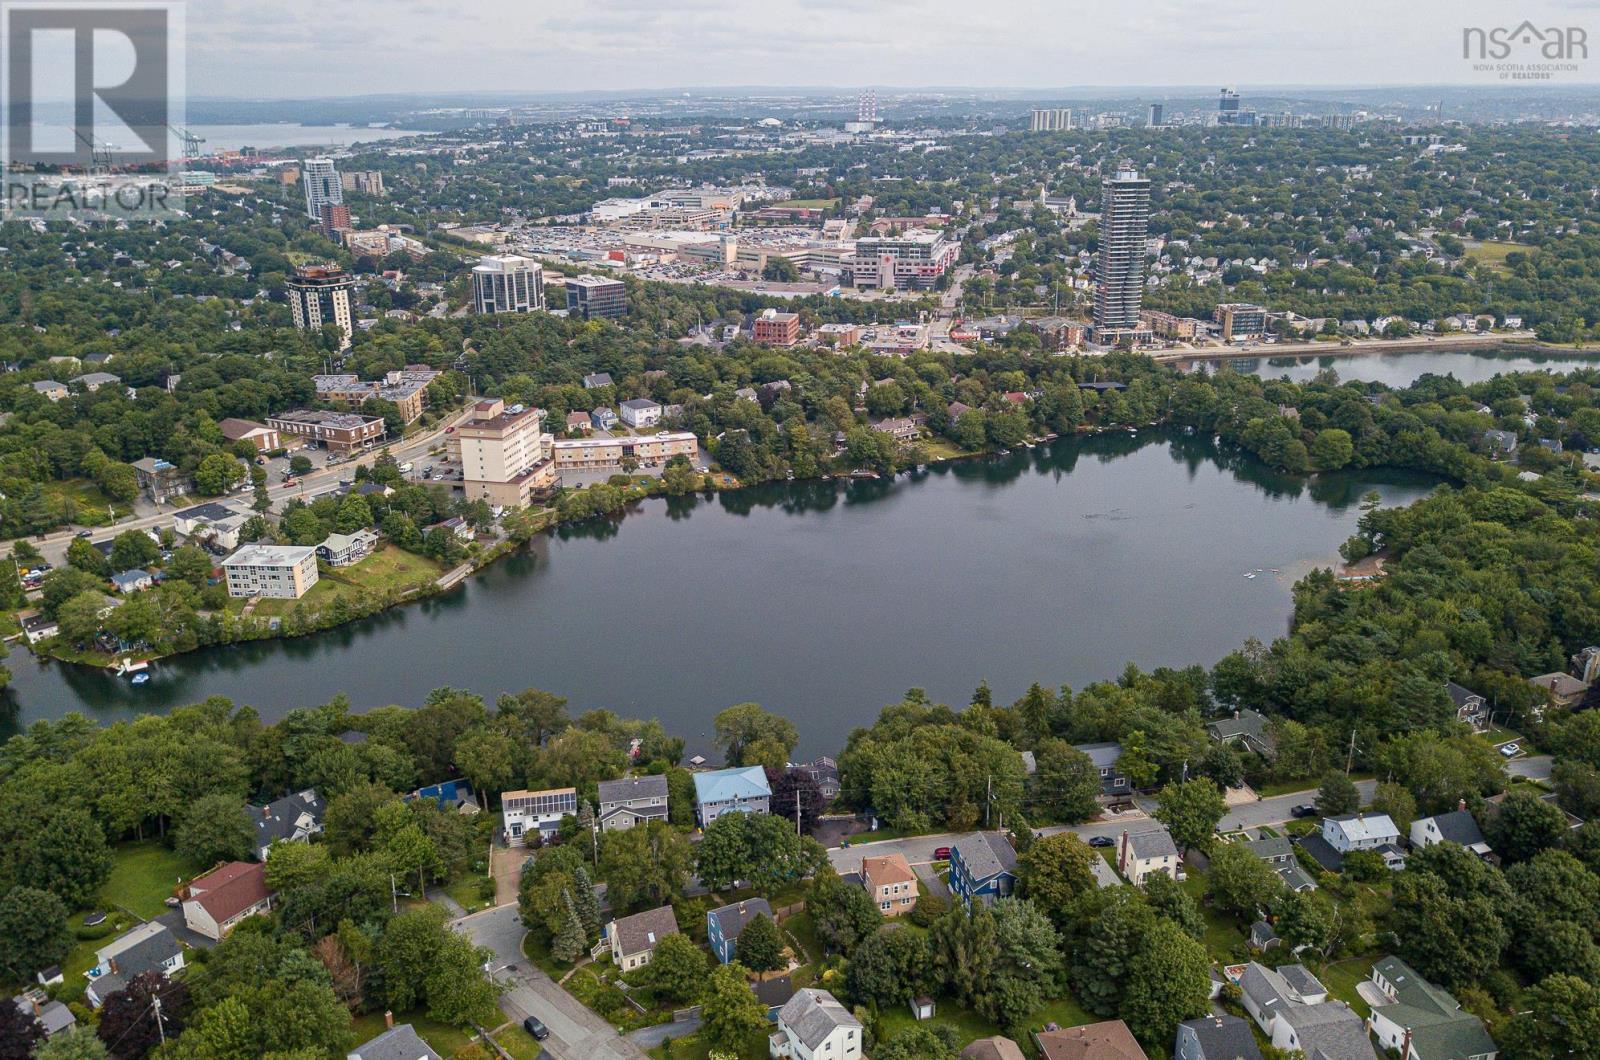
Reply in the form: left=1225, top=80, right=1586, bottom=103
left=1481, top=429, right=1517, bottom=456
left=218, top=418, right=282, bottom=453
left=85, top=922, right=184, bottom=1009
left=348, top=1023, right=442, bottom=1060
left=318, top=529, right=380, bottom=567
left=1322, top=814, right=1406, bottom=869
left=181, top=861, right=274, bottom=941
left=871, top=417, right=921, bottom=443
left=410, top=780, right=479, bottom=814
left=692, top=765, right=772, bottom=827
left=19, top=610, right=58, bottom=645
left=565, top=411, right=592, bottom=434
left=11, top=994, right=75, bottom=1039
left=861, top=853, right=917, bottom=917
left=502, top=787, right=578, bottom=844
left=769, top=988, right=862, bottom=1060
left=131, top=457, right=188, bottom=503
left=71, top=372, right=121, bottom=392
left=597, top=775, right=670, bottom=831
left=1409, top=807, right=1492, bottom=859
left=1529, top=671, right=1588, bottom=712
left=948, top=831, right=1018, bottom=908
left=590, top=406, right=618, bottom=431
left=426, top=516, right=474, bottom=545
left=1035, top=1019, right=1149, bottom=1060
left=1237, top=962, right=1378, bottom=1060
left=707, top=898, right=773, bottom=964
left=961, top=1039, right=1027, bottom=1060
left=248, top=789, right=326, bottom=860
left=607, top=905, right=679, bottom=972
left=1446, top=682, right=1489, bottom=730
left=1117, top=827, right=1182, bottom=886
left=1243, top=835, right=1318, bottom=892
left=1206, top=708, right=1276, bottom=758
left=619, top=398, right=663, bottom=429
left=31, top=380, right=68, bottom=401
left=1367, top=957, right=1497, bottom=1060
left=110, top=569, right=154, bottom=594
left=582, top=372, right=614, bottom=390
left=1075, top=742, right=1133, bottom=803
left=796, top=757, right=841, bottom=801
left=1175, top=1014, right=1263, bottom=1060
left=173, top=501, right=254, bottom=551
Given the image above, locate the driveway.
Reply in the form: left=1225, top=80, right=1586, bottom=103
left=453, top=905, right=649, bottom=1060
left=1508, top=754, right=1553, bottom=782
left=491, top=844, right=525, bottom=908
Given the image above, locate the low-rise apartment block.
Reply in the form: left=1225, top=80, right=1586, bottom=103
left=551, top=431, right=697, bottom=472
left=753, top=308, right=802, bottom=346
left=268, top=410, right=386, bottom=455
left=313, top=366, right=442, bottom=425
left=222, top=543, right=320, bottom=599
left=218, top=418, right=282, bottom=453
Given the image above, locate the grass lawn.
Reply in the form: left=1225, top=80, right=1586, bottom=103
left=1314, top=954, right=1380, bottom=1018
left=98, top=841, right=203, bottom=919
left=251, top=545, right=443, bottom=618
left=440, top=872, right=494, bottom=914
left=920, top=439, right=979, bottom=462
left=44, top=479, right=134, bottom=526
left=1179, top=872, right=1248, bottom=962
left=521, top=929, right=575, bottom=980
left=1464, top=239, right=1531, bottom=273
left=349, top=1010, right=475, bottom=1057
left=878, top=1002, right=1002, bottom=1044
left=1255, top=772, right=1373, bottom=799
left=492, top=1025, right=550, bottom=1059
left=781, top=910, right=821, bottom=965
left=773, top=197, right=840, bottom=209
left=1477, top=726, right=1523, bottom=746
left=648, top=1028, right=769, bottom=1059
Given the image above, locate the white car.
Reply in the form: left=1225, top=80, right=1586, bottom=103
left=398, top=462, right=414, bottom=473
left=1499, top=742, right=1521, bottom=758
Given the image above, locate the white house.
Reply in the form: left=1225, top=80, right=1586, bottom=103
left=1367, top=957, right=1498, bottom=1060
left=1409, top=807, right=1492, bottom=859
left=597, top=775, right=669, bottom=832
left=1237, top=962, right=1378, bottom=1060
left=770, top=988, right=863, bottom=1060
left=618, top=398, right=663, bottom=429
left=1116, top=826, right=1182, bottom=886
left=501, top=787, right=578, bottom=844
left=180, top=862, right=274, bottom=941
left=607, top=905, right=679, bottom=972
left=1322, top=813, right=1400, bottom=853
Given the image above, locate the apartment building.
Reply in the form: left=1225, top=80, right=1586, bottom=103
left=286, top=265, right=356, bottom=350
left=217, top=418, right=282, bottom=453
left=753, top=308, right=802, bottom=346
left=1142, top=310, right=1201, bottom=341
left=844, top=229, right=958, bottom=290
left=267, top=410, right=386, bottom=455
left=313, top=366, right=442, bottom=425
left=457, top=398, right=556, bottom=508
left=1215, top=303, right=1268, bottom=342
left=551, top=431, right=697, bottom=472
left=301, top=157, right=342, bottom=221
left=222, top=544, right=320, bottom=600
left=472, top=254, right=545, bottom=314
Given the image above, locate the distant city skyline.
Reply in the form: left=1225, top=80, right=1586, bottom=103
left=184, top=0, right=1600, bottom=99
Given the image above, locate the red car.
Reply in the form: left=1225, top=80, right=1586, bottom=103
left=933, top=846, right=951, bottom=860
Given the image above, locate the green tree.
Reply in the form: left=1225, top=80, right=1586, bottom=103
left=194, top=453, right=245, bottom=496
left=1369, top=782, right=1418, bottom=837
left=1315, top=771, right=1360, bottom=817
left=1310, top=428, right=1355, bottom=470
left=733, top=912, right=785, bottom=973
left=700, top=962, right=767, bottom=1052
left=599, top=820, right=693, bottom=912
left=33, top=1029, right=109, bottom=1060
left=1205, top=842, right=1284, bottom=920
left=551, top=891, right=587, bottom=963
left=0, top=886, right=72, bottom=983
left=696, top=811, right=824, bottom=893
left=1018, top=832, right=1097, bottom=926
left=712, top=703, right=798, bottom=767
left=66, top=537, right=109, bottom=576
left=809, top=870, right=883, bottom=956
left=1154, top=778, right=1227, bottom=854
left=1028, top=739, right=1102, bottom=821
left=635, top=932, right=707, bottom=1004
left=0, top=805, right=112, bottom=909
left=846, top=926, right=931, bottom=1008
left=1142, top=872, right=1205, bottom=941
left=929, top=902, right=999, bottom=1016
left=173, top=793, right=254, bottom=865
left=1121, top=919, right=1211, bottom=1044
left=108, top=531, right=159, bottom=573
left=1488, top=788, right=1569, bottom=864
left=1500, top=974, right=1600, bottom=1060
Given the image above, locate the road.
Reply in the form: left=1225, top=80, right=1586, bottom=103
left=1508, top=754, right=1553, bottom=782
left=453, top=905, right=649, bottom=1060
left=827, top=780, right=1378, bottom=875
left=29, top=407, right=473, bottom=567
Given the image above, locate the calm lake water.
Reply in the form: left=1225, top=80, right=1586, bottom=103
left=1178, top=348, right=1600, bottom=387
left=190, top=124, right=433, bottom=153
left=0, top=434, right=1435, bottom=753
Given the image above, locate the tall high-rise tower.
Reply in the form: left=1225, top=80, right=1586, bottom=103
left=857, top=89, right=879, bottom=124
left=1147, top=103, right=1164, bottom=127
left=302, top=157, right=343, bottom=221
left=1093, top=167, right=1151, bottom=335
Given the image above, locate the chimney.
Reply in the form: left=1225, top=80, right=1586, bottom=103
left=1234, top=709, right=1241, bottom=720
left=1458, top=798, right=1467, bottom=812
left=384, top=1010, right=394, bottom=1029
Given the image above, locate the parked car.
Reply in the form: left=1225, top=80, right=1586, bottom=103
left=1088, top=836, right=1114, bottom=848
left=1500, top=742, right=1521, bottom=758
left=75, top=529, right=93, bottom=538
left=932, top=846, right=951, bottom=860
left=1290, top=804, right=1318, bottom=818
left=522, top=1017, right=549, bottom=1041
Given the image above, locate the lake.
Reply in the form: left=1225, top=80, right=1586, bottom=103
left=0, top=434, right=1437, bottom=753
left=1176, top=347, right=1600, bottom=387
left=189, top=124, right=434, bottom=154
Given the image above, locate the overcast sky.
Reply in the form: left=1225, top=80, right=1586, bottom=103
left=184, top=0, right=1600, bottom=98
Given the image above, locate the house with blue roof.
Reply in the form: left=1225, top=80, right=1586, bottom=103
left=707, top=898, right=772, bottom=964
left=948, top=831, right=1017, bottom=909
left=692, top=765, right=771, bottom=827
left=408, top=780, right=479, bottom=814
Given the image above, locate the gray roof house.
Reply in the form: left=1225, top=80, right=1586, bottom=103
left=1446, top=681, right=1489, bottom=729
left=1482, top=429, right=1517, bottom=455
left=1176, top=1013, right=1263, bottom=1060
left=12, top=994, right=75, bottom=1039
left=597, top=775, right=670, bottom=832
left=1238, top=962, right=1378, bottom=1060
left=1409, top=808, right=1492, bottom=859
left=1206, top=708, right=1276, bottom=758
left=582, top=372, right=614, bottom=389
left=771, top=988, right=862, bottom=1060
left=348, top=1022, right=442, bottom=1060
left=1368, top=956, right=1497, bottom=1060
left=85, top=922, right=185, bottom=1009
left=1244, top=835, right=1318, bottom=892
left=248, top=788, right=325, bottom=860
left=1074, top=741, right=1132, bottom=801
left=607, top=904, right=679, bottom=972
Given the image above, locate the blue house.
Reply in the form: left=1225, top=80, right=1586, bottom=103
left=590, top=406, right=618, bottom=431
left=948, top=831, right=1018, bottom=908
left=692, top=766, right=772, bottom=827
left=706, top=897, right=772, bottom=964
left=409, top=780, right=478, bottom=813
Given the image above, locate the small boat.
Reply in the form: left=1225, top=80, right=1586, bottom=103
left=998, top=448, right=1012, bottom=456
left=1126, top=427, right=1138, bottom=434
left=1184, top=426, right=1196, bottom=436
left=113, top=658, right=149, bottom=676
left=1244, top=573, right=1257, bottom=579
left=130, top=673, right=150, bottom=686
left=1024, top=442, right=1036, bottom=450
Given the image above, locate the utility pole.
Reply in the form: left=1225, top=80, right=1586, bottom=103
left=1345, top=729, right=1359, bottom=776
left=985, top=776, right=993, bottom=828
left=794, top=789, right=802, bottom=837
left=390, top=873, right=399, bottom=914
left=152, top=995, right=166, bottom=1046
